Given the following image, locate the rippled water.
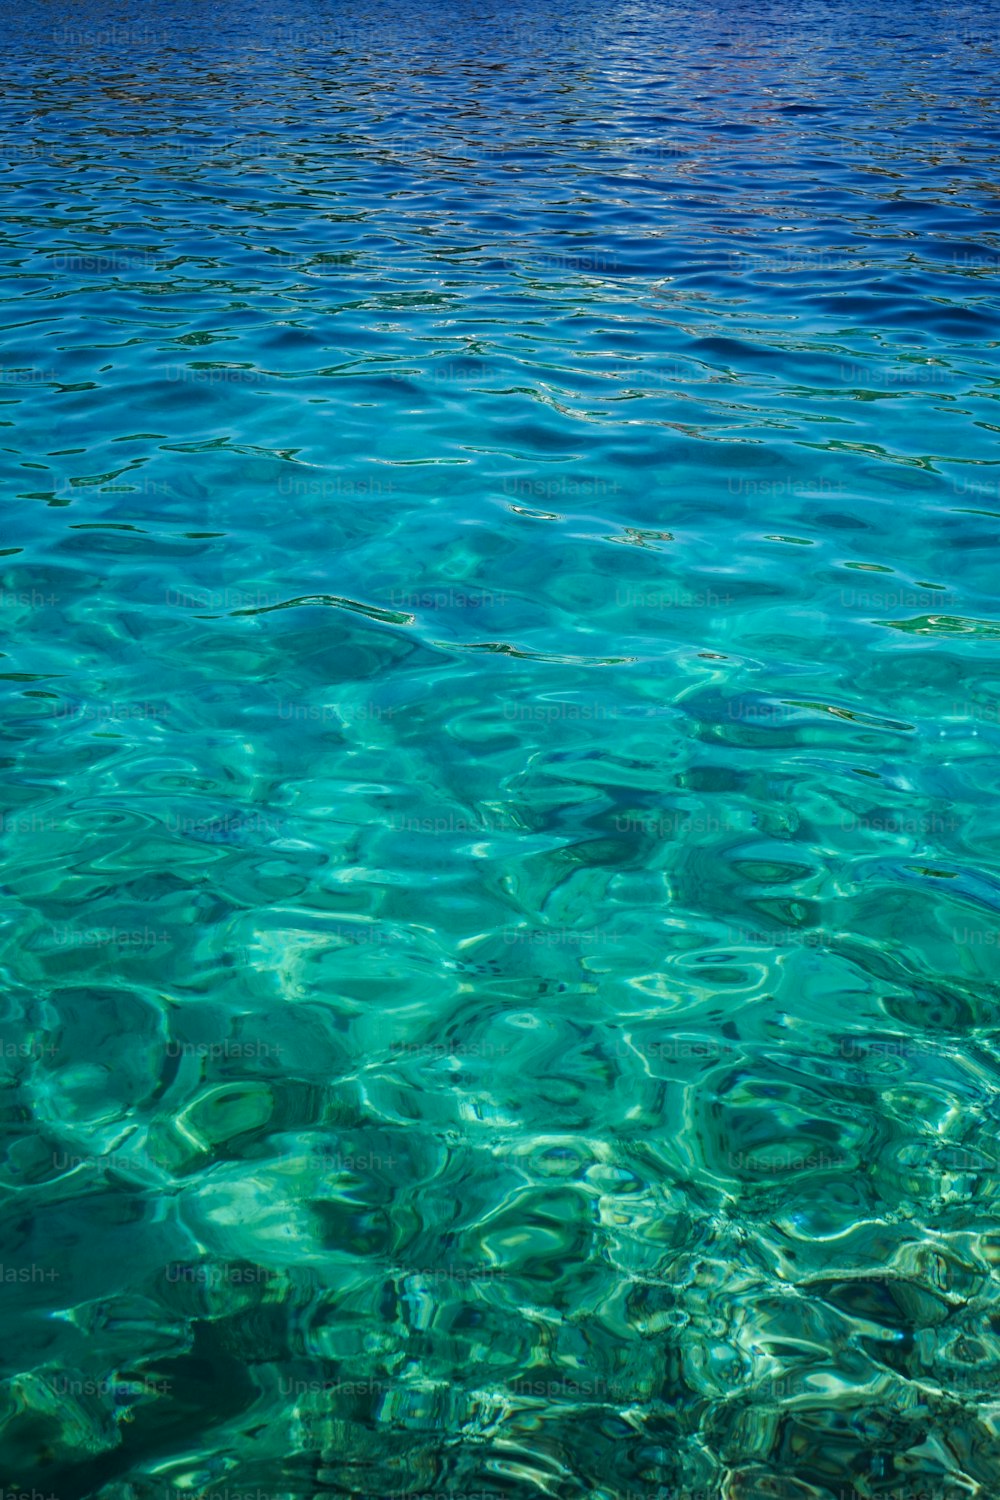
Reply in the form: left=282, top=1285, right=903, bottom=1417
left=2, top=0, right=1000, bottom=1495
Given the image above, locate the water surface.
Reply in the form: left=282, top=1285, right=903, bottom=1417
left=1, top=1, right=999, bottom=1496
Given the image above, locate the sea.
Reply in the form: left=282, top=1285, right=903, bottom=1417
left=0, top=1, right=998, bottom=1496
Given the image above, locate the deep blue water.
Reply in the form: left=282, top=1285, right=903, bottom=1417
left=1, top=1, right=1000, bottom=1496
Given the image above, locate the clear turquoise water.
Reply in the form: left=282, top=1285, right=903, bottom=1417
left=1, top=1, right=1000, bottom=1496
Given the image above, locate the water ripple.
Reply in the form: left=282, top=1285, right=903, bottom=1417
left=1, top=0, right=999, bottom=1496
